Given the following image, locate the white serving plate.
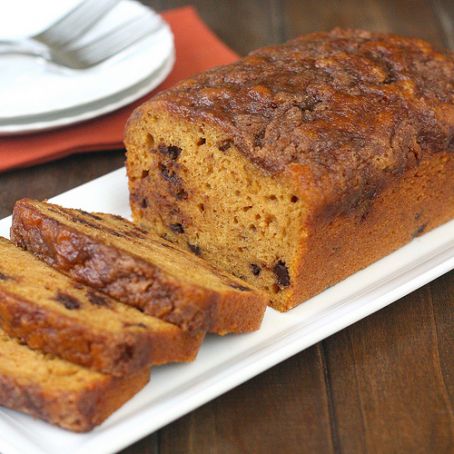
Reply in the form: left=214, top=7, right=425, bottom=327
left=0, top=51, right=174, bottom=135
left=0, top=168, right=453, bottom=454
left=0, top=0, right=174, bottom=133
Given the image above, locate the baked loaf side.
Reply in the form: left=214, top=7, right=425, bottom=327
left=125, top=28, right=454, bottom=311
left=0, top=328, right=150, bottom=432
left=11, top=199, right=268, bottom=335
left=0, top=237, right=203, bottom=375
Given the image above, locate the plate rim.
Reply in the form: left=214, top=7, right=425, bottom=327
left=0, top=0, right=173, bottom=122
left=0, top=51, right=175, bottom=135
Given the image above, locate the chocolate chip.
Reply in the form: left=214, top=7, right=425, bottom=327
left=119, top=344, right=134, bottom=361
left=159, top=163, right=177, bottom=183
left=254, top=129, right=265, bottom=147
left=188, top=242, right=202, bottom=256
left=87, top=290, right=108, bottom=307
left=413, top=223, right=428, bottom=238
left=218, top=139, right=233, bottom=152
left=170, top=223, right=185, bottom=234
left=273, top=260, right=290, bottom=287
left=159, top=165, right=171, bottom=181
left=158, top=144, right=182, bottom=160
left=141, top=198, right=148, bottom=209
left=448, top=135, right=454, bottom=151
left=176, top=189, right=189, bottom=200
left=158, top=163, right=188, bottom=200
left=0, top=272, right=10, bottom=281
left=197, top=137, right=206, bottom=146
left=55, top=291, right=81, bottom=310
left=383, top=74, right=397, bottom=84
left=229, top=283, right=251, bottom=292
left=159, top=164, right=184, bottom=188
left=415, top=211, right=423, bottom=220
left=250, top=264, right=261, bottom=276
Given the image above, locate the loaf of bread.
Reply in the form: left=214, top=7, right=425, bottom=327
left=0, top=237, right=202, bottom=375
left=0, top=327, right=150, bottom=432
left=11, top=199, right=267, bottom=335
left=125, top=28, right=454, bottom=311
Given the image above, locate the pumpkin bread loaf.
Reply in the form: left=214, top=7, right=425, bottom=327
left=125, top=28, right=454, bottom=311
left=11, top=199, right=267, bottom=335
left=0, top=327, right=150, bottom=432
left=0, top=237, right=202, bottom=376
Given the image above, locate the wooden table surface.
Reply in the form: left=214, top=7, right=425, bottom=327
left=1, top=0, right=453, bottom=452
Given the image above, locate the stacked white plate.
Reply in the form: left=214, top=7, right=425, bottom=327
left=0, top=0, right=175, bottom=135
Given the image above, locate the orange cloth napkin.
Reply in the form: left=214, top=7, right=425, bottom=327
left=0, top=7, right=239, bottom=173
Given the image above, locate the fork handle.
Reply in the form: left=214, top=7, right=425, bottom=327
left=0, top=39, right=50, bottom=59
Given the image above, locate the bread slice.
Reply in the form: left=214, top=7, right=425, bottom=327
left=0, top=327, right=150, bottom=432
left=0, top=237, right=202, bottom=376
left=124, top=29, right=454, bottom=311
left=11, top=199, right=268, bottom=335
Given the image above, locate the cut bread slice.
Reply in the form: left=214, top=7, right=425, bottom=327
left=0, top=237, right=203, bottom=376
left=0, top=327, right=150, bottom=432
left=11, top=199, right=268, bottom=335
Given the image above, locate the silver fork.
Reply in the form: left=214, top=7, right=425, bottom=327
left=53, top=14, right=165, bottom=69
left=0, top=0, right=150, bottom=69
left=0, top=0, right=121, bottom=50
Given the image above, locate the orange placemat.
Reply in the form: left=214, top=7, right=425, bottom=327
left=0, top=6, right=238, bottom=173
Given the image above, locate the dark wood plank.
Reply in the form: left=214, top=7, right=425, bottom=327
left=323, top=275, right=454, bottom=453
left=432, top=0, right=454, bottom=49
left=158, top=345, right=335, bottom=454
left=149, top=0, right=281, bottom=55
left=121, top=432, right=159, bottom=454
left=281, top=0, right=446, bottom=46
left=0, top=151, right=124, bottom=218
left=428, top=272, right=454, bottom=407
left=281, top=0, right=393, bottom=37
left=374, top=0, right=446, bottom=46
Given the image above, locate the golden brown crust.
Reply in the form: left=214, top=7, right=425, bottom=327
left=136, top=29, right=454, bottom=217
left=285, top=151, right=454, bottom=310
left=0, top=330, right=150, bottom=432
left=11, top=203, right=211, bottom=334
left=0, top=369, right=150, bottom=432
left=11, top=200, right=267, bottom=335
left=0, top=237, right=203, bottom=375
left=0, top=287, right=151, bottom=376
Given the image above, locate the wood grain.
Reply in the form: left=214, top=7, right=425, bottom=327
left=159, top=346, right=335, bottom=454
left=147, top=0, right=281, bottom=54
left=432, top=0, right=454, bottom=49
left=0, top=1, right=452, bottom=452
left=323, top=282, right=454, bottom=453
left=0, top=151, right=124, bottom=219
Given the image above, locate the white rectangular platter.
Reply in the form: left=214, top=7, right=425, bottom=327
left=0, top=167, right=453, bottom=454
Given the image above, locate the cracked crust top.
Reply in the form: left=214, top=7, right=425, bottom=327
left=135, top=28, right=454, bottom=216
